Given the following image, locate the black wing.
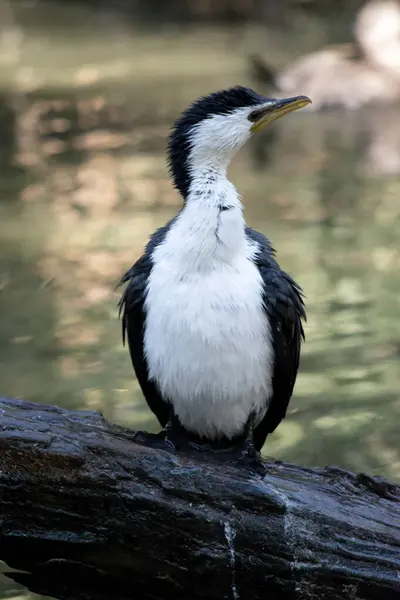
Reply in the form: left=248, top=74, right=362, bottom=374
left=117, top=223, right=175, bottom=429
left=246, top=228, right=306, bottom=452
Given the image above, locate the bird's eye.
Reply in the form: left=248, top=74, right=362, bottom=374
left=248, top=107, right=270, bottom=122
left=248, top=110, right=258, bottom=123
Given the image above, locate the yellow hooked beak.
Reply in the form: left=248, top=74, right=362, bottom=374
left=250, top=95, right=311, bottom=133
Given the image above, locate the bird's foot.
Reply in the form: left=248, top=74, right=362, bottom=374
left=154, top=415, right=265, bottom=475
left=188, top=439, right=266, bottom=475
left=132, top=429, right=176, bottom=451
left=230, top=438, right=266, bottom=475
left=184, top=436, right=265, bottom=475
left=163, top=431, right=241, bottom=456
left=163, top=425, right=194, bottom=453
left=187, top=440, right=215, bottom=453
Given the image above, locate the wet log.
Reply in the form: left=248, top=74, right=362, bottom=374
left=0, top=396, right=399, bottom=600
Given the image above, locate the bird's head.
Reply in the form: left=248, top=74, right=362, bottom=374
left=167, top=86, right=311, bottom=199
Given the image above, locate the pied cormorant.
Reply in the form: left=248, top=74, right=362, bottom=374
left=118, top=86, right=309, bottom=463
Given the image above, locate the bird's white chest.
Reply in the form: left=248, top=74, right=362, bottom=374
left=143, top=237, right=274, bottom=440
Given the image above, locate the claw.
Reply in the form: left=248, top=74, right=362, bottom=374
left=156, top=411, right=266, bottom=475
left=235, top=446, right=265, bottom=475
left=188, top=441, right=214, bottom=452
left=163, top=438, right=178, bottom=452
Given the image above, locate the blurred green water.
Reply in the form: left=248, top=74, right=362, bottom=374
left=0, top=3, right=399, bottom=599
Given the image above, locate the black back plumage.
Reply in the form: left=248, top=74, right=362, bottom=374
left=118, top=224, right=305, bottom=452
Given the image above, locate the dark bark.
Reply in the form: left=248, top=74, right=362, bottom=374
left=0, top=396, right=399, bottom=600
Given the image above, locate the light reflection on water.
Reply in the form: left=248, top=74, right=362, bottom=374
left=0, top=4, right=399, bottom=599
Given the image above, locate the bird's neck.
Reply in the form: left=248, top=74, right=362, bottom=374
left=164, top=165, right=247, bottom=270
left=186, top=164, right=241, bottom=210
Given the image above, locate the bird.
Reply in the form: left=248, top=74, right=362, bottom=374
left=250, top=0, right=400, bottom=111
left=118, top=86, right=308, bottom=465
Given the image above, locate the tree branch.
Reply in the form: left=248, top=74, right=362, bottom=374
left=0, top=396, right=399, bottom=600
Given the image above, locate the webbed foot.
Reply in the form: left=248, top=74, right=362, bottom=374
left=187, top=434, right=265, bottom=475
left=132, top=430, right=174, bottom=451
left=231, top=413, right=266, bottom=475
left=163, top=413, right=194, bottom=452
left=234, top=441, right=266, bottom=475
left=187, top=440, right=216, bottom=453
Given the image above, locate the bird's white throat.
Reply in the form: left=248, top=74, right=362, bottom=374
left=143, top=168, right=274, bottom=440
left=171, top=167, right=246, bottom=268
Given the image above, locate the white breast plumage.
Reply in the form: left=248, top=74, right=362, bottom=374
left=143, top=193, right=274, bottom=440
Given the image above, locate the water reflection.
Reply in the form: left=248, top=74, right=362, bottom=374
left=0, top=4, right=399, bottom=600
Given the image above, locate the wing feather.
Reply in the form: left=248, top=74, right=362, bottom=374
left=246, top=227, right=306, bottom=451
left=117, top=224, right=175, bottom=428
